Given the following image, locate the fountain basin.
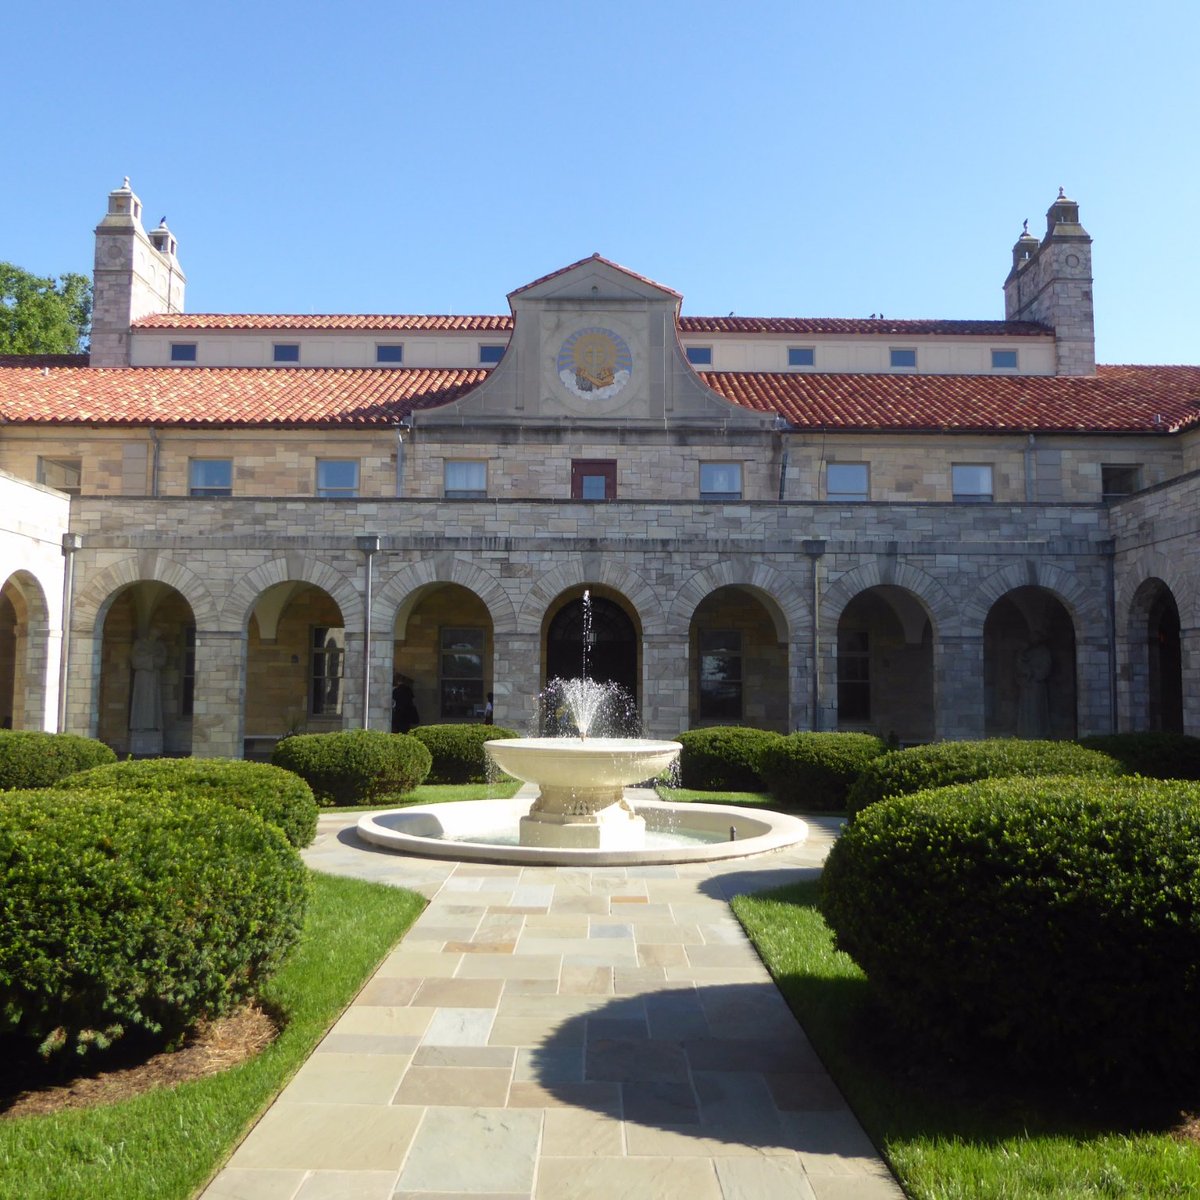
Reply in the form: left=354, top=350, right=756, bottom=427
left=484, top=736, right=682, bottom=850
left=356, top=794, right=808, bottom=867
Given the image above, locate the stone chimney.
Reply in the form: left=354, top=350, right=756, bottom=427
left=1003, top=189, right=1095, bottom=376
left=91, top=179, right=186, bottom=367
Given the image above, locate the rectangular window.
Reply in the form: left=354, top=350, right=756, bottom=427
left=310, top=626, right=345, bottom=716
left=170, top=342, right=197, bottom=362
left=788, top=347, right=815, bottom=367
left=182, top=626, right=196, bottom=717
left=440, top=627, right=485, bottom=720
left=826, top=462, right=869, bottom=502
left=36, top=457, right=81, bottom=496
left=479, top=344, right=506, bottom=365
left=375, top=344, right=404, bottom=364
left=699, top=462, right=743, bottom=500
left=991, top=348, right=1018, bottom=369
left=273, top=343, right=300, bottom=363
left=1101, top=464, right=1141, bottom=501
left=686, top=345, right=713, bottom=366
left=444, top=460, right=487, bottom=498
left=188, top=458, right=233, bottom=497
left=699, top=630, right=742, bottom=720
left=571, top=459, right=617, bottom=500
left=952, top=463, right=993, bottom=503
left=316, top=459, right=359, bottom=497
left=890, top=348, right=917, bottom=368
left=837, top=630, right=870, bottom=721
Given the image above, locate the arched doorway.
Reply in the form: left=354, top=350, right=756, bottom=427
left=835, top=585, right=934, bottom=743
left=1128, top=579, right=1183, bottom=733
left=98, top=581, right=196, bottom=756
left=0, top=571, right=51, bottom=731
left=984, top=586, right=1077, bottom=739
left=544, top=591, right=639, bottom=701
left=688, top=585, right=788, bottom=731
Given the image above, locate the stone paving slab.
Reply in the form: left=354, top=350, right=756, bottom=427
left=200, top=811, right=904, bottom=1200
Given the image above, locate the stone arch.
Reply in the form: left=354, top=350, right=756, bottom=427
left=377, top=557, right=516, bottom=638
left=0, top=569, right=52, bottom=731
left=1123, top=575, right=1185, bottom=733
left=1115, top=550, right=1198, bottom=636
left=517, top=558, right=665, bottom=637
left=73, top=553, right=218, bottom=634
left=668, top=561, right=804, bottom=643
left=821, top=557, right=957, bottom=639
left=962, top=560, right=1101, bottom=636
left=220, top=555, right=361, bottom=631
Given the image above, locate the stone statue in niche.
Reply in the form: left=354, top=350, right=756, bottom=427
left=129, top=630, right=167, bottom=755
left=1015, top=641, right=1053, bottom=737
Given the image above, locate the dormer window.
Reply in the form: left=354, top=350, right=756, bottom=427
left=788, top=347, right=815, bottom=367
left=170, top=342, right=197, bottom=363
left=890, top=348, right=917, bottom=369
left=273, top=343, right=300, bottom=364
left=686, top=346, right=713, bottom=366
left=376, top=345, right=404, bottom=364
left=991, top=349, right=1018, bottom=370
left=479, top=344, right=506, bottom=365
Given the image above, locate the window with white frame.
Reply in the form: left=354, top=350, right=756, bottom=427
left=189, top=458, right=232, bottom=497
left=273, top=343, right=300, bottom=364
left=170, top=342, right=197, bottom=362
left=889, top=347, right=917, bottom=368
left=826, top=462, right=869, bottom=502
left=479, top=344, right=506, bottom=365
left=991, top=348, right=1018, bottom=370
left=699, top=462, right=743, bottom=500
left=310, top=626, right=345, bottom=715
left=788, top=347, right=815, bottom=367
left=952, top=463, right=993, bottom=503
left=686, top=345, right=713, bottom=366
left=376, top=344, right=404, bottom=364
left=316, top=459, right=359, bottom=497
left=444, top=460, right=487, bottom=498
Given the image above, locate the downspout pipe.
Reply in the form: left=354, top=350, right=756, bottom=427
left=357, top=535, right=381, bottom=729
left=1105, top=538, right=1118, bottom=733
left=802, top=539, right=826, bottom=731
left=58, top=532, right=82, bottom=732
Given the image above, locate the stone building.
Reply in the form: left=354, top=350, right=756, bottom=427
left=0, top=180, right=1197, bottom=758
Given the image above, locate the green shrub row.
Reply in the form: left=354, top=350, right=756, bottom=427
left=0, top=730, right=115, bottom=790
left=410, top=723, right=519, bottom=783
left=845, top=738, right=1122, bottom=817
left=59, top=758, right=319, bottom=848
left=759, top=732, right=888, bottom=810
left=272, top=728, right=431, bottom=805
left=0, top=788, right=307, bottom=1058
left=821, top=775, right=1200, bottom=1088
left=675, top=726, right=781, bottom=791
left=1079, top=731, right=1200, bottom=780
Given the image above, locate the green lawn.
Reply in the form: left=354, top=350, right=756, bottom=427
left=733, top=881, right=1200, bottom=1199
left=325, top=778, right=525, bottom=813
left=0, top=872, right=425, bottom=1200
left=656, top=784, right=779, bottom=808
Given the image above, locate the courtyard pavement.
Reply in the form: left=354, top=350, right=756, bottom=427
left=201, top=792, right=903, bottom=1200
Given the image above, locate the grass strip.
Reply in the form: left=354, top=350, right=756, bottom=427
left=656, top=785, right=778, bottom=808
left=0, top=871, right=424, bottom=1200
left=326, top=778, right=525, bottom=812
left=732, top=880, right=1200, bottom=1200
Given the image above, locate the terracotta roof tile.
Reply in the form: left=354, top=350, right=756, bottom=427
left=0, top=363, right=1197, bottom=434
left=0, top=366, right=489, bottom=427
left=703, top=366, right=1200, bottom=433
left=679, top=316, right=1051, bottom=337
left=132, top=313, right=513, bottom=332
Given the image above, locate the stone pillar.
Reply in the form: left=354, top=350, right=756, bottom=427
left=935, top=635, right=985, bottom=740
left=788, top=631, right=812, bottom=732
left=1180, top=627, right=1200, bottom=738
left=190, top=629, right=247, bottom=759
left=368, top=632, right=394, bottom=731
left=642, top=633, right=688, bottom=737
left=1074, top=633, right=1112, bottom=738
left=342, top=630, right=365, bottom=729
left=493, top=632, right=539, bottom=733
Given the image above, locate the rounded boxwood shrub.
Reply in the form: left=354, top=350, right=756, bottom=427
left=1079, top=731, right=1200, bottom=780
left=59, top=758, right=319, bottom=848
left=821, top=775, right=1200, bottom=1088
left=0, top=730, right=116, bottom=790
left=272, top=729, right=431, bottom=806
left=0, top=787, right=307, bottom=1058
left=758, top=732, right=888, bottom=811
left=676, top=726, right=783, bottom=791
left=410, top=723, right=521, bottom=784
left=845, top=738, right=1122, bottom=818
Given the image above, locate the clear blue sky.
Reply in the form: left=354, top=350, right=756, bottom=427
left=5, top=1, right=1197, bottom=363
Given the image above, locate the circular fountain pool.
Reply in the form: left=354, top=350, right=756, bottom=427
left=356, top=794, right=808, bottom=867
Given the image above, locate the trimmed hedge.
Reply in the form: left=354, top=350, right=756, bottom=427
left=821, top=775, right=1200, bottom=1088
left=676, top=726, right=783, bottom=791
left=272, top=729, right=431, bottom=806
left=59, top=758, right=319, bottom=848
left=758, top=732, right=888, bottom=811
left=0, top=731, right=116, bottom=790
left=1079, top=731, right=1200, bottom=780
left=0, top=788, right=307, bottom=1057
left=410, top=723, right=520, bottom=784
left=845, top=738, right=1122, bottom=818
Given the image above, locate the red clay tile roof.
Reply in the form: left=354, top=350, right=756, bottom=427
left=0, top=366, right=489, bottom=427
left=132, top=313, right=514, bottom=332
left=703, top=366, right=1200, bottom=434
left=0, top=364, right=1197, bottom=433
left=0, top=354, right=89, bottom=367
left=679, top=316, right=1051, bottom=337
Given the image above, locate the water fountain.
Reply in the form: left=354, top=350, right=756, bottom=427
left=356, top=592, right=808, bottom=865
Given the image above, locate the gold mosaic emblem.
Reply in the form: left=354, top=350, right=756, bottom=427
left=557, top=327, right=633, bottom=400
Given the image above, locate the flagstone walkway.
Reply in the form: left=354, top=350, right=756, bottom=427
left=201, top=796, right=903, bottom=1200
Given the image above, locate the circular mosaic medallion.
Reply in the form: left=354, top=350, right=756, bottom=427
left=557, top=327, right=633, bottom=401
